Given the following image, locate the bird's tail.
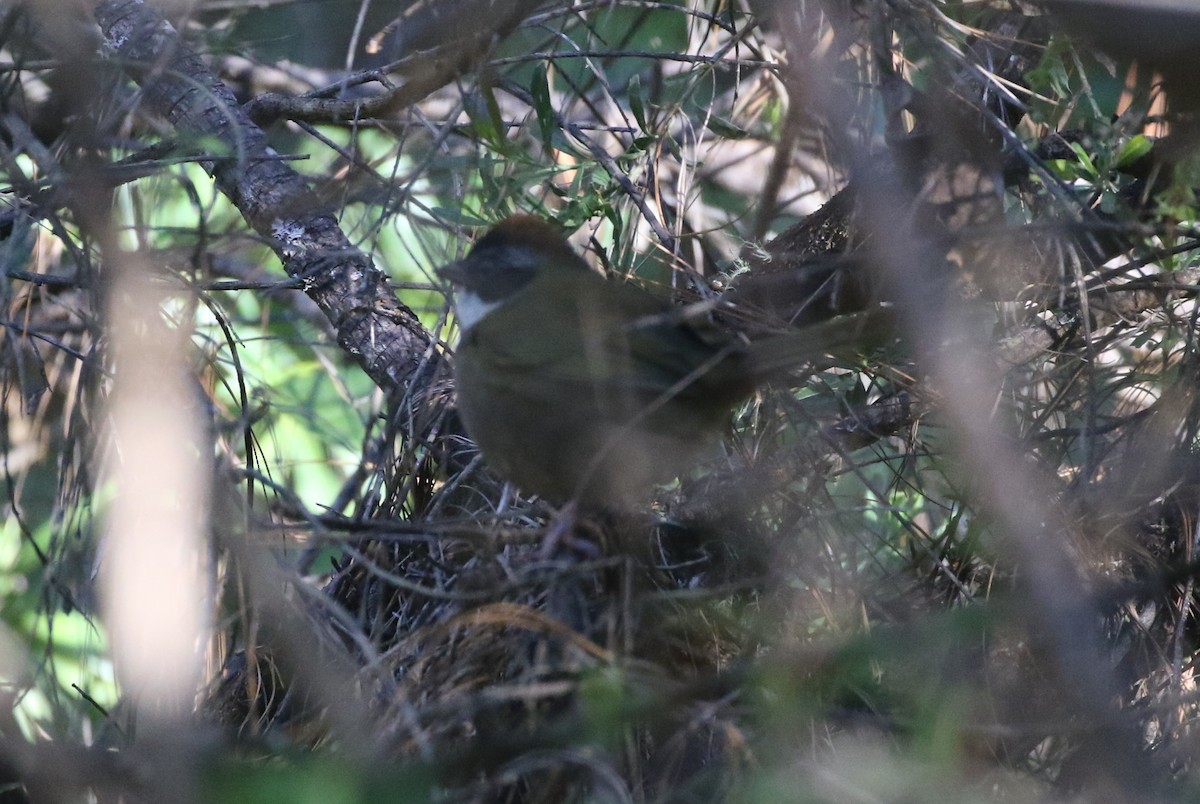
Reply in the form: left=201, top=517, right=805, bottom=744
left=742, top=307, right=895, bottom=381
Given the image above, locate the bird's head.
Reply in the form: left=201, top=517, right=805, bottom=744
left=438, top=215, right=590, bottom=331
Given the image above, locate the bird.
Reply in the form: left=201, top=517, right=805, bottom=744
left=438, top=215, right=880, bottom=508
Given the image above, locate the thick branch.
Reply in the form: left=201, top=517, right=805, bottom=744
left=93, top=0, right=443, bottom=405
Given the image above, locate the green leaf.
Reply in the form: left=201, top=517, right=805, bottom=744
left=1117, top=134, right=1153, bottom=168
left=463, top=88, right=505, bottom=147
left=431, top=207, right=489, bottom=227
left=630, top=135, right=656, bottom=152
left=628, top=74, right=648, bottom=132
left=1068, top=141, right=1098, bottom=180
left=530, top=64, right=555, bottom=152
left=706, top=115, right=749, bottom=140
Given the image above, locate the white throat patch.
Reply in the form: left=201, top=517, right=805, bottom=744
left=452, top=289, right=504, bottom=332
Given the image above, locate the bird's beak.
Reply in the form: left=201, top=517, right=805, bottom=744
left=436, top=260, right=467, bottom=287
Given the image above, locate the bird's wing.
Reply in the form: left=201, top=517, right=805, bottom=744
left=468, top=272, right=721, bottom=399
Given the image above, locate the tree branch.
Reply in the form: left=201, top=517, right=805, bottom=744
left=93, top=0, right=445, bottom=413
